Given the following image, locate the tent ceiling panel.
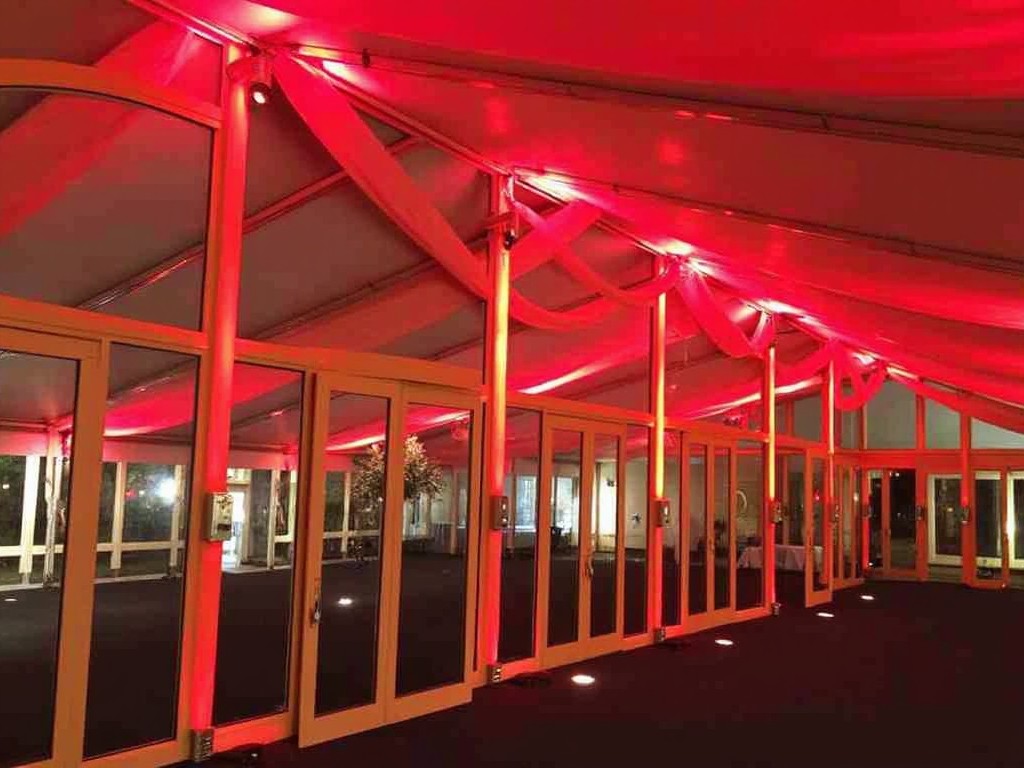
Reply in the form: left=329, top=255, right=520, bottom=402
left=0, top=353, right=78, bottom=425
left=0, top=0, right=153, bottom=65
left=167, top=1, right=1024, bottom=103
left=244, top=95, right=405, bottom=214
left=324, top=69, right=1024, bottom=261
left=375, top=301, right=484, bottom=369
left=237, top=144, right=488, bottom=339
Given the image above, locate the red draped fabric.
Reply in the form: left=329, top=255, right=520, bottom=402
left=677, top=271, right=774, bottom=358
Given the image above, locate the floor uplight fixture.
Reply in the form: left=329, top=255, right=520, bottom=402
left=714, top=638, right=734, bottom=647
left=816, top=611, right=835, bottom=618
left=3, top=597, right=16, bottom=603
left=570, top=674, right=596, bottom=686
left=337, top=597, right=354, bottom=607
left=860, top=594, right=875, bottom=602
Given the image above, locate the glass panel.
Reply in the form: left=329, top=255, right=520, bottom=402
left=925, top=399, right=960, bottom=449
left=713, top=448, right=731, bottom=610
left=853, top=469, right=863, bottom=579
left=811, top=458, right=826, bottom=591
left=776, top=452, right=805, bottom=606
left=866, top=381, right=916, bottom=449
left=0, top=90, right=212, bottom=330
left=97, top=462, right=116, bottom=543
left=0, top=351, right=78, bottom=766
left=972, top=419, right=1024, bottom=449
left=1013, top=477, right=1024, bottom=568
left=889, top=469, right=917, bottom=570
left=974, top=474, right=1002, bottom=580
left=624, top=426, right=649, bottom=635
left=84, top=345, right=198, bottom=758
left=687, top=444, right=708, bottom=616
left=315, top=392, right=389, bottom=715
left=214, top=364, right=303, bottom=725
left=868, top=471, right=883, bottom=567
left=736, top=442, right=763, bottom=610
left=548, top=429, right=582, bottom=647
left=793, top=393, right=822, bottom=442
left=395, top=404, right=472, bottom=696
left=661, top=431, right=681, bottom=627
left=498, top=408, right=540, bottom=663
left=841, top=468, right=855, bottom=579
left=932, top=476, right=962, bottom=558
left=590, top=434, right=619, bottom=638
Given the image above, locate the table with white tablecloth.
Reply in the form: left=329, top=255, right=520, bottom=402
left=737, top=544, right=824, bottom=572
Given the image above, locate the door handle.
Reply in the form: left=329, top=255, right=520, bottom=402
left=586, top=553, right=595, bottom=578
left=311, top=580, right=322, bottom=626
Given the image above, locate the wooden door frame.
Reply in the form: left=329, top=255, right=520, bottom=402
left=805, top=449, right=832, bottom=607
left=537, top=415, right=626, bottom=669
left=832, top=460, right=865, bottom=590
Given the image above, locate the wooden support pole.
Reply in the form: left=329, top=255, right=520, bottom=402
left=187, top=40, right=249, bottom=733
left=481, top=174, right=511, bottom=669
left=763, top=344, right=777, bottom=607
left=649, top=257, right=666, bottom=630
left=823, top=360, right=835, bottom=592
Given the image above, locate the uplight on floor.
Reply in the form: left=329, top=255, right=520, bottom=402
left=337, top=597, right=354, bottom=607
left=571, top=674, right=596, bottom=686
left=816, top=611, right=835, bottom=618
left=3, top=598, right=15, bottom=603
left=714, top=638, right=734, bottom=647
left=860, top=595, right=875, bottom=602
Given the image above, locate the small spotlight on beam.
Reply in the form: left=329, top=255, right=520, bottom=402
left=860, top=594, right=875, bottom=602
left=337, top=597, right=354, bottom=607
left=714, top=638, right=734, bottom=647
left=570, top=673, right=595, bottom=686
left=816, top=611, right=835, bottom=619
left=249, top=82, right=271, bottom=106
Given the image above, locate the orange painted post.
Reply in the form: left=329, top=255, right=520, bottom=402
left=763, top=344, right=777, bottom=607
left=649, top=259, right=666, bottom=631
left=189, top=41, right=249, bottom=733
left=481, top=175, right=511, bottom=670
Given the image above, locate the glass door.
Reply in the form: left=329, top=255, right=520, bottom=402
left=0, top=326, right=105, bottom=767
left=927, top=474, right=963, bottom=574
left=886, top=468, right=919, bottom=576
left=1010, top=473, right=1024, bottom=571
left=539, top=416, right=624, bottom=668
left=685, top=440, right=736, bottom=629
left=774, top=450, right=805, bottom=607
left=833, top=463, right=861, bottom=587
left=973, top=471, right=1006, bottom=583
left=806, top=453, right=831, bottom=605
left=298, top=376, right=481, bottom=747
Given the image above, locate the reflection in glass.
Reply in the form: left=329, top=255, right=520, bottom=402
left=687, top=445, right=707, bottom=616
left=214, top=364, right=304, bottom=725
left=868, top=471, right=883, bottom=567
left=499, top=409, right=540, bottom=663
left=548, top=430, right=582, bottom=647
left=395, top=405, right=472, bottom=696
left=315, top=392, right=389, bottom=715
left=713, top=448, right=731, bottom=610
left=85, top=345, right=198, bottom=758
left=661, top=432, right=681, bottom=627
left=811, top=458, right=826, bottom=591
left=932, top=476, right=962, bottom=558
left=889, top=469, right=917, bottom=570
left=853, top=470, right=864, bottom=578
left=736, top=442, right=763, bottom=610
left=1013, top=477, right=1024, bottom=567
left=840, top=467, right=856, bottom=579
left=624, top=426, right=648, bottom=635
left=590, top=434, right=618, bottom=638
left=776, top=452, right=805, bottom=606
left=974, top=474, right=1002, bottom=580
left=0, top=350, right=78, bottom=766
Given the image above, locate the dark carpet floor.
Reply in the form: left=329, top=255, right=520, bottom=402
left=233, top=580, right=1024, bottom=768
